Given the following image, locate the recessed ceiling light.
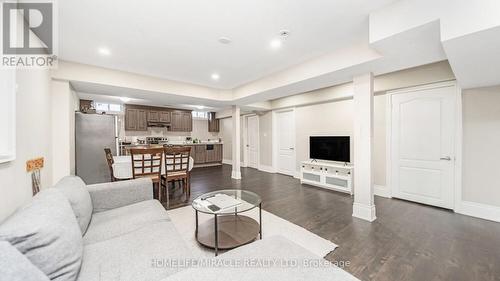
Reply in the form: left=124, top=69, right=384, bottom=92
left=270, top=39, right=282, bottom=49
left=120, top=97, right=130, bottom=102
left=98, top=47, right=111, bottom=56
left=218, top=37, right=232, bottom=44
left=211, top=73, right=220, bottom=81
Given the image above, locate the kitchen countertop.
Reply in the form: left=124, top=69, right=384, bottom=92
left=120, top=142, right=223, bottom=147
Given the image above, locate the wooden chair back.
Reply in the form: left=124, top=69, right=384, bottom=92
left=104, top=148, right=115, bottom=181
left=163, top=145, right=191, bottom=174
left=130, top=148, right=163, bottom=181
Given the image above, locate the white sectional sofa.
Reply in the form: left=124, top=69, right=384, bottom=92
left=0, top=176, right=358, bottom=281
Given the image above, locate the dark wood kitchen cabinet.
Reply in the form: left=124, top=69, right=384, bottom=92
left=147, top=111, right=159, bottom=122
left=208, top=112, right=219, bottom=132
left=205, top=144, right=222, bottom=162
left=137, top=109, right=148, bottom=131
left=159, top=111, right=171, bottom=123
left=170, top=111, right=192, bottom=132
left=125, top=108, right=138, bottom=130
left=125, top=108, right=148, bottom=131
left=194, top=145, right=206, bottom=164
left=125, top=105, right=190, bottom=131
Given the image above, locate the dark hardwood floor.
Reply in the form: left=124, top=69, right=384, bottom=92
left=165, top=164, right=500, bottom=281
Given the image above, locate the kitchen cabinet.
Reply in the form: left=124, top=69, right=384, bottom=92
left=137, top=109, right=148, bottom=131
left=194, top=145, right=206, bottom=164
left=125, top=108, right=147, bottom=131
left=125, top=108, right=138, bottom=130
left=205, top=144, right=222, bottom=162
left=208, top=112, right=219, bottom=132
left=159, top=111, right=171, bottom=123
left=147, top=111, right=159, bottom=122
left=170, top=111, right=192, bottom=132
left=125, top=105, right=189, bottom=131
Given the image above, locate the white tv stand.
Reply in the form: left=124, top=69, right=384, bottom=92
left=300, top=160, right=354, bottom=195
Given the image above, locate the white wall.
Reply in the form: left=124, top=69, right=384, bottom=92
left=293, top=96, right=386, bottom=186
left=462, top=86, right=500, bottom=207
left=258, top=112, right=273, bottom=167
left=51, top=80, right=79, bottom=183
left=0, top=69, right=52, bottom=223
left=219, top=117, right=233, bottom=161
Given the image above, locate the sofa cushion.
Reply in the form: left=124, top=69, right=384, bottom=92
left=0, top=189, right=83, bottom=281
left=78, top=221, right=193, bottom=281
left=0, top=241, right=50, bottom=281
left=54, top=176, right=93, bottom=235
left=164, top=235, right=359, bottom=281
left=83, top=200, right=170, bottom=245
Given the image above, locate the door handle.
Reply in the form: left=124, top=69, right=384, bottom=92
left=440, top=156, right=451, bottom=161
left=289, top=148, right=294, bottom=150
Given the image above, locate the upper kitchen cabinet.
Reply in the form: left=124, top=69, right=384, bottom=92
left=137, top=109, right=148, bottom=131
left=125, top=106, right=148, bottom=131
left=159, top=111, right=171, bottom=123
left=170, top=111, right=192, bottom=132
left=124, top=105, right=190, bottom=131
left=147, top=110, right=159, bottom=122
left=125, top=108, right=138, bottom=130
left=208, top=112, right=219, bottom=132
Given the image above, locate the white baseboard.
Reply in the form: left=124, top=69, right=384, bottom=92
left=231, top=170, right=241, bottom=180
left=258, top=164, right=275, bottom=173
left=455, top=200, right=500, bottom=223
left=374, top=185, right=391, bottom=198
left=352, top=202, right=377, bottom=222
left=222, top=159, right=232, bottom=165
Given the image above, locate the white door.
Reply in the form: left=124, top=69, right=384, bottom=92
left=247, top=115, right=259, bottom=169
left=391, top=84, right=457, bottom=209
left=276, top=110, right=295, bottom=176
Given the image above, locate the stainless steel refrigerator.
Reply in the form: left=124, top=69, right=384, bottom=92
left=75, top=112, right=119, bottom=184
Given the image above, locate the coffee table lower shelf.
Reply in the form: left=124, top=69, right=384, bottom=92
left=195, top=215, right=260, bottom=252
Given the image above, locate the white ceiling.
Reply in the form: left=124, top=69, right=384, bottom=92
left=59, top=0, right=397, bottom=90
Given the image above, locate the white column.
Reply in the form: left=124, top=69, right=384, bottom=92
left=352, top=73, right=376, bottom=222
left=231, top=105, right=242, bottom=179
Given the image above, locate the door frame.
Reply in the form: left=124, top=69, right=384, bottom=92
left=385, top=80, right=462, bottom=210
left=242, top=114, right=260, bottom=169
left=272, top=108, right=297, bottom=177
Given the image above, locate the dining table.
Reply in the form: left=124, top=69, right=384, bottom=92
left=112, top=155, right=194, bottom=180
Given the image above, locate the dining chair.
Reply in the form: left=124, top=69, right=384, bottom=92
left=130, top=148, right=163, bottom=201
left=161, top=145, right=192, bottom=208
left=104, top=148, right=118, bottom=182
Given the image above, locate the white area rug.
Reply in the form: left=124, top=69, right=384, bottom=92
left=167, top=206, right=337, bottom=258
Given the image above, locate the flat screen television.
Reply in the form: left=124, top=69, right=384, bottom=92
left=309, top=136, right=350, bottom=162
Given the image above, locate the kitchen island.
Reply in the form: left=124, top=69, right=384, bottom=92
left=120, top=143, right=223, bottom=168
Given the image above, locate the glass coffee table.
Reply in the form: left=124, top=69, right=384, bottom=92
left=192, top=189, right=262, bottom=256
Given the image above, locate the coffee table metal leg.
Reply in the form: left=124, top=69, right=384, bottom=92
left=195, top=210, right=198, bottom=237
left=259, top=203, right=262, bottom=239
left=214, top=214, right=219, bottom=256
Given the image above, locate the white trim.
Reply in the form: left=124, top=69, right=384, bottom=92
left=385, top=81, right=462, bottom=211
left=231, top=170, right=242, bottom=180
left=374, top=185, right=391, bottom=198
left=258, top=164, right=276, bottom=173
left=352, top=202, right=377, bottom=222
left=272, top=108, right=296, bottom=176
left=222, top=159, right=232, bottom=165
left=455, top=201, right=500, bottom=223
left=240, top=161, right=247, bottom=167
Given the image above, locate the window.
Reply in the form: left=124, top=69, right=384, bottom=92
left=0, top=69, right=16, bottom=163
left=192, top=111, right=208, bottom=119
left=95, top=102, right=121, bottom=112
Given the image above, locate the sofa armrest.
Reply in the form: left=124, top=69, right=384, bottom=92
left=87, top=178, right=154, bottom=213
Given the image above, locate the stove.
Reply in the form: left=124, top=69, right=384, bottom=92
left=146, top=137, right=169, bottom=145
